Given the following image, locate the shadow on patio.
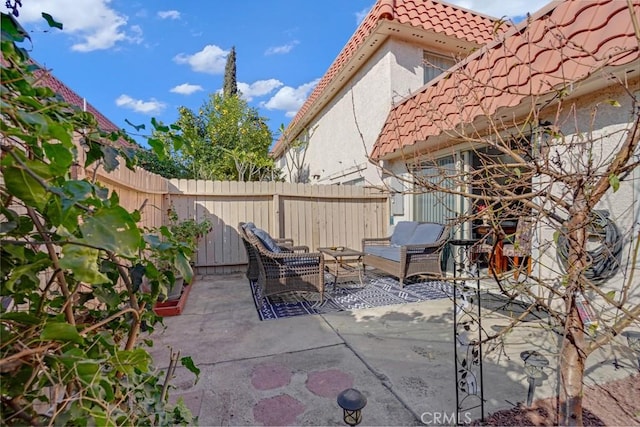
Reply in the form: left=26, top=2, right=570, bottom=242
left=145, top=273, right=636, bottom=426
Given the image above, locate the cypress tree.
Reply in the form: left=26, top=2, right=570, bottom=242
left=223, top=46, right=237, bottom=97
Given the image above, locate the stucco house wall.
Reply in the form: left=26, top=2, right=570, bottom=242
left=532, top=82, right=640, bottom=291
left=283, top=38, right=445, bottom=186
left=273, top=0, right=497, bottom=185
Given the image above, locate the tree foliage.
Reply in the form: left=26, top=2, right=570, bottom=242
left=164, top=93, right=281, bottom=181
left=0, top=12, right=197, bottom=425
left=134, top=145, right=190, bottom=179
left=223, top=46, right=237, bottom=98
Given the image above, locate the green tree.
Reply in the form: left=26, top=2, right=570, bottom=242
left=223, top=46, right=237, bottom=97
left=134, top=145, right=190, bottom=179
left=0, top=12, right=197, bottom=425
left=169, top=94, right=280, bottom=181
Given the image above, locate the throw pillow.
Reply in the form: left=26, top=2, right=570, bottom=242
left=252, top=228, right=281, bottom=253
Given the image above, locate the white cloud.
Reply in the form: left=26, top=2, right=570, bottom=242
left=355, top=6, right=371, bottom=25
left=262, top=79, right=319, bottom=117
left=170, top=83, right=204, bottom=95
left=115, top=94, right=166, bottom=115
left=128, top=25, right=143, bottom=45
left=12, top=0, right=138, bottom=52
left=158, top=10, right=180, bottom=20
left=237, top=79, right=283, bottom=101
left=445, top=0, right=550, bottom=19
left=174, top=45, right=229, bottom=74
left=265, top=41, right=299, bottom=56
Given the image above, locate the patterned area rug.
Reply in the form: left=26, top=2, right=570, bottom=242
left=250, top=274, right=453, bottom=321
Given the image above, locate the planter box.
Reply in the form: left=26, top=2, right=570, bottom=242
left=153, top=281, right=193, bottom=316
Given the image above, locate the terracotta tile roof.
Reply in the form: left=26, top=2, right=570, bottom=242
left=272, top=0, right=500, bottom=156
left=372, top=0, right=640, bottom=159
left=36, top=70, right=121, bottom=134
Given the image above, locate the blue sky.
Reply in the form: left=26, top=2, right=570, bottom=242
left=5, top=0, right=550, bottom=148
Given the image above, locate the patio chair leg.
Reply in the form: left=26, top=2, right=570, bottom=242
left=513, top=256, right=520, bottom=280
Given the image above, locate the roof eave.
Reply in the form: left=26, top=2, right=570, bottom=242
left=272, top=22, right=488, bottom=158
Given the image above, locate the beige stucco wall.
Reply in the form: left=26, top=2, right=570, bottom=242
left=533, top=82, right=640, bottom=295
left=281, top=38, right=430, bottom=186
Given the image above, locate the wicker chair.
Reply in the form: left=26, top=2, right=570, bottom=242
left=244, top=225, right=325, bottom=302
left=238, top=222, right=307, bottom=283
left=362, top=221, right=449, bottom=286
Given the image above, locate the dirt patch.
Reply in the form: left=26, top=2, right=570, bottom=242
left=476, top=373, right=640, bottom=426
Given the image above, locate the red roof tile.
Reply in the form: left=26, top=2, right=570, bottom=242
left=272, top=0, right=500, bottom=156
left=372, top=0, right=640, bottom=159
left=36, top=70, right=122, bottom=134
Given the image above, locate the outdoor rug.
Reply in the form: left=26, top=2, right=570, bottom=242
left=250, top=274, right=453, bottom=321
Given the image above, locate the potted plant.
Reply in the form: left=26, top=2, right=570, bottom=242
left=167, top=205, right=212, bottom=265
left=142, top=227, right=194, bottom=302
left=141, top=207, right=212, bottom=305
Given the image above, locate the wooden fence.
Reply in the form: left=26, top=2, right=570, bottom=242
left=167, top=180, right=390, bottom=274
left=84, top=159, right=390, bottom=274
left=94, top=165, right=167, bottom=230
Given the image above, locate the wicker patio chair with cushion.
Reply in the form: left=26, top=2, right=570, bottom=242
left=362, top=221, right=449, bottom=286
left=238, top=222, right=308, bottom=283
left=244, top=226, right=325, bottom=302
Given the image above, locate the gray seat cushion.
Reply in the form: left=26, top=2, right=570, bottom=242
left=364, top=245, right=402, bottom=262
left=390, top=221, right=418, bottom=246
left=406, top=223, right=444, bottom=245
left=252, top=228, right=281, bottom=253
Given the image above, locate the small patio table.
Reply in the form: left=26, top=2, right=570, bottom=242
left=318, top=247, right=364, bottom=287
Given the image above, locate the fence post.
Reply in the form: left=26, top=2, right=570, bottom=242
left=273, top=193, right=281, bottom=238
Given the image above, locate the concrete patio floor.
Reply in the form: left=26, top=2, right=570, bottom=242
left=145, top=273, right=637, bottom=426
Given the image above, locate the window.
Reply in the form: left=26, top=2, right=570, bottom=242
left=413, top=156, right=457, bottom=224
left=423, top=51, right=455, bottom=85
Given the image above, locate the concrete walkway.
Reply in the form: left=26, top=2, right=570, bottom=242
left=146, top=274, right=636, bottom=426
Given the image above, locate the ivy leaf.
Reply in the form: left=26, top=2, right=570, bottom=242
left=0, top=311, right=41, bottom=326
left=79, top=206, right=141, bottom=258
left=43, top=142, right=73, bottom=174
left=84, top=140, right=103, bottom=167
left=41, top=322, right=83, bottom=344
left=125, top=118, right=145, bottom=132
left=101, top=145, right=120, bottom=172
left=605, top=99, right=621, bottom=107
left=60, top=245, right=110, bottom=284
left=75, top=361, right=100, bottom=385
left=4, top=255, right=50, bottom=292
left=147, top=138, right=167, bottom=160
left=109, top=349, right=151, bottom=376
left=3, top=165, right=50, bottom=210
left=46, top=122, right=73, bottom=146
left=41, top=13, right=63, bottom=30
left=1, top=13, right=30, bottom=43
left=180, top=356, right=200, bottom=384
left=174, top=252, right=193, bottom=284
left=151, top=117, right=169, bottom=132
left=609, top=173, right=620, bottom=192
